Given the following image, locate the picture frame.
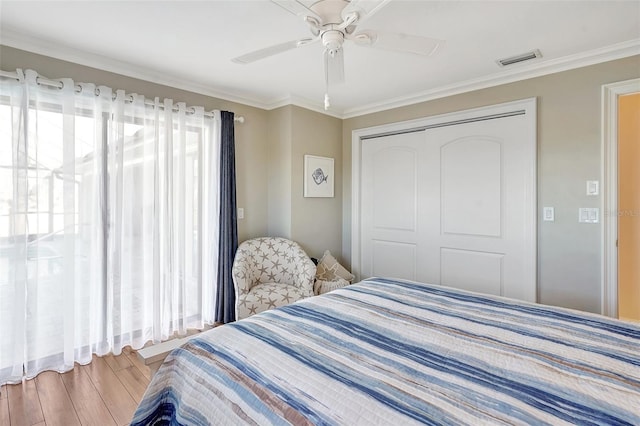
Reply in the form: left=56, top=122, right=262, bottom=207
left=304, top=155, right=334, bottom=198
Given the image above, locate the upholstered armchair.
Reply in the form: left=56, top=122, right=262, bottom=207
left=233, top=237, right=316, bottom=320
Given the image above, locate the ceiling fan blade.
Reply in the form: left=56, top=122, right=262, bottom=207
left=232, top=38, right=316, bottom=64
left=341, top=0, right=392, bottom=23
left=271, top=0, right=320, bottom=19
left=352, top=30, right=443, bottom=57
left=324, top=48, right=345, bottom=85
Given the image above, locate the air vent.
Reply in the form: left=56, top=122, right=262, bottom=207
left=497, top=49, right=542, bottom=67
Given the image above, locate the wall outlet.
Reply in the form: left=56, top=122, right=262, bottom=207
left=237, top=207, right=244, bottom=220
left=543, top=207, right=554, bottom=222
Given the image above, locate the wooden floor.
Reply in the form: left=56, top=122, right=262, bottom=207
left=0, top=348, right=150, bottom=426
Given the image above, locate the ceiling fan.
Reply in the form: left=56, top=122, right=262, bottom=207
left=232, top=0, right=443, bottom=110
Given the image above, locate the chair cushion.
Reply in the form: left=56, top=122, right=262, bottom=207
left=237, top=282, right=311, bottom=318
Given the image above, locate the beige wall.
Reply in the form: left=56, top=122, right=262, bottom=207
left=0, top=45, right=270, bottom=244
left=4, top=44, right=640, bottom=313
left=267, top=106, right=293, bottom=239
left=342, top=55, right=640, bottom=313
left=1, top=45, right=344, bottom=266
left=266, top=105, right=343, bottom=260
left=290, top=106, right=343, bottom=260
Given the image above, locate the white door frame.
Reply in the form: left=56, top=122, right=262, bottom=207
left=351, top=98, right=537, bottom=286
left=601, top=78, right=640, bottom=318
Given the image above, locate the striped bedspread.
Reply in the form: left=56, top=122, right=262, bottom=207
left=131, top=277, right=640, bottom=425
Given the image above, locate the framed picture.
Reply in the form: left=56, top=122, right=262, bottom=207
left=304, top=155, right=334, bottom=198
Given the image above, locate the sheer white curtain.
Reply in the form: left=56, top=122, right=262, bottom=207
left=0, top=69, right=220, bottom=384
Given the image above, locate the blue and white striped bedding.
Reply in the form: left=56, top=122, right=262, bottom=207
left=131, top=277, right=640, bottom=425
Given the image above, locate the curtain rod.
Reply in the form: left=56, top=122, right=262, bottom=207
left=0, top=69, right=245, bottom=123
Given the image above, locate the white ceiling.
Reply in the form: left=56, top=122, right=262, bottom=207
left=1, top=0, right=639, bottom=118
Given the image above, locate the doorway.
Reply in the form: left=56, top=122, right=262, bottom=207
left=602, top=78, right=640, bottom=321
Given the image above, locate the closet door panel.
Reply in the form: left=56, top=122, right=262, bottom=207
left=361, top=132, right=424, bottom=282
left=441, top=137, right=502, bottom=237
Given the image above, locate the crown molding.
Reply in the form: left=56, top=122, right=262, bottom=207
left=258, top=93, right=344, bottom=118
left=0, top=28, right=275, bottom=111
left=290, top=96, right=345, bottom=119
left=342, top=39, right=640, bottom=119
left=1, top=28, right=347, bottom=117
left=2, top=27, right=638, bottom=120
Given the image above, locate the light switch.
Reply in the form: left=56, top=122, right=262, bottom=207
left=237, top=207, right=244, bottom=220
left=578, top=208, right=599, bottom=223
left=543, top=207, right=554, bottom=222
left=586, top=180, right=599, bottom=196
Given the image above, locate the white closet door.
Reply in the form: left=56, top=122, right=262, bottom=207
left=360, top=111, right=536, bottom=302
left=361, top=131, right=426, bottom=281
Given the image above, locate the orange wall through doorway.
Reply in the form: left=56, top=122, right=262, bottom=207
left=618, top=92, right=640, bottom=322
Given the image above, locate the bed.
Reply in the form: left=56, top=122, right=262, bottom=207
left=131, top=277, right=640, bottom=425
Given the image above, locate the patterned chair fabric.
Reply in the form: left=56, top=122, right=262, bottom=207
left=232, top=237, right=316, bottom=320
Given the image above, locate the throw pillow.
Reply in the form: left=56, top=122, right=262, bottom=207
left=316, top=250, right=355, bottom=283
left=314, top=278, right=350, bottom=295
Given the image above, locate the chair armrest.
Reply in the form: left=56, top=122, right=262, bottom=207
left=232, top=248, right=255, bottom=298
left=294, top=252, right=316, bottom=296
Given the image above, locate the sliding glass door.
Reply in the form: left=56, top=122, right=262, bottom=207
left=0, top=71, right=220, bottom=384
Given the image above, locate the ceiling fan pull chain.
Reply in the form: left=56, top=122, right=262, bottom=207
left=324, top=49, right=331, bottom=110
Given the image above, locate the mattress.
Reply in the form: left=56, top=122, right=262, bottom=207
left=131, top=277, right=640, bottom=425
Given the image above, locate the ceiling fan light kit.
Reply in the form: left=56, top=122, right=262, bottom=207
left=322, top=30, right=344, bottom=55
left=233, top=0, right=443, bottom=110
